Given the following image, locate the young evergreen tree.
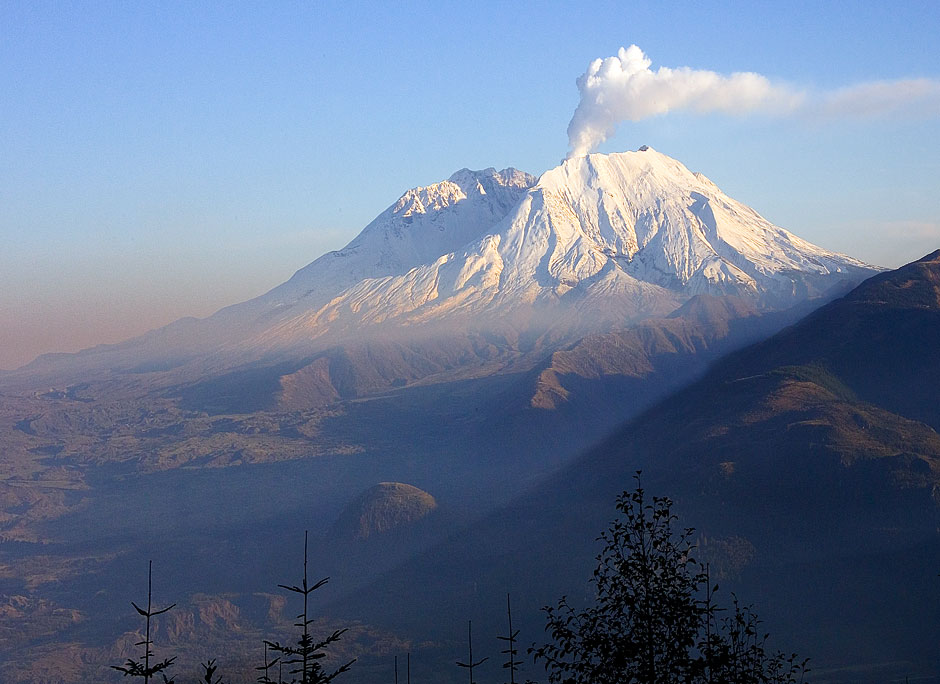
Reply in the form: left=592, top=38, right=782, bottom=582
left=256, top=642, right=280, bottom=684
left=265, top=531, right=355, bottom=684
left=111, top=560, right=177, bottom=684
left=456, top=620, right=488, bottom=684
left=199, top=659, right=223, bottom=684
left=498, top=594, right=521, bottom=684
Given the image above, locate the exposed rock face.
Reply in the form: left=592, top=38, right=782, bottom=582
left=331, top=482, right=437, bottom=541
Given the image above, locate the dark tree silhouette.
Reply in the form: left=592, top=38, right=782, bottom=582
left=498, top=594, right=521, bottom=684
left=199, top=659, right=223, bottom=684
left=255, top=641, right=280, bottom=684
left=532, top=473, right=808, bottom=684
left=265, top=531, right=355, bottom=684
left=111, top=560, right=177, bottom=683
left=456, top=620, right=488, bottom=684
left=697, top=594, right=809, bottom=684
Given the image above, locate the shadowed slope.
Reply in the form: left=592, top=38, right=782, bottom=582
left=336, top=253, right=940, bottom=683
left=722, top=249, right=940, bottom=430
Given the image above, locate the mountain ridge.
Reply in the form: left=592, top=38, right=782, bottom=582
left=5, top=148, right=875, bottom=384
left=246, top=147, right=872, bottom=353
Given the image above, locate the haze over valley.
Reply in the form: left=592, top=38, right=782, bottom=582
left=2, top=144, right=937, bottom=682
left=1, top=4, right=939, bottom=683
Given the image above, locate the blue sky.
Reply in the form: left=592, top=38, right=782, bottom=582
left=2, top=1, right=939, bottom=369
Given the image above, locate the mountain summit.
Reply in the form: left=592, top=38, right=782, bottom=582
left=235, top=147, right=872, bottom=349
left=12, top=148, right=874, bottom=378
left=534, top=148, right=867, bottom=301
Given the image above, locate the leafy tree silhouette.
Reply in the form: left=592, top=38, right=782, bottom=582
left=265, top=531, right=355, bottom=684
left=111, top=560, right=177, bottom=683
left=531, top=473, right=808, bottom=684
left=697, top=593, right=809, bottom=684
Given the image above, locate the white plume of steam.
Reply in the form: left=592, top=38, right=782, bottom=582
left=566, top=45, right=940, bottom=158
left=566, top=46, right=803, bottom=158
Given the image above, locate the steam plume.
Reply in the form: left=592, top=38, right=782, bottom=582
left=567, top=45, right=940, bottom=157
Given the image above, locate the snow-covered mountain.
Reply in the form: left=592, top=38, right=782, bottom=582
left=237, top=146, right=872, bottom=351
left=256, top=166, right=537, bottom=313
left=11, top=147, right=875, bottom=378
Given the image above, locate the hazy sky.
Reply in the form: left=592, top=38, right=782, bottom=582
left=2, top=1, right=939, bottom=370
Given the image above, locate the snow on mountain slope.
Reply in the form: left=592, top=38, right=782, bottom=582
left=9, top=148, right=876, bottom=378
left=243, top=147, right=873, bottom=351
left=534, top=148, right=871, bottom=301
left=250, top=166, right=536, bottom=312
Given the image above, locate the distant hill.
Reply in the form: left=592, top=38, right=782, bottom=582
left=330, top=482, right=438, bottom=541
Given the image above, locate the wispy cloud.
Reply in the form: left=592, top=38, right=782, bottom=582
left=814, top=79, right=940, bottom=119
left=567, top=45, right=940, bottom=157
left=885, top=220, right=940, bottom=241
